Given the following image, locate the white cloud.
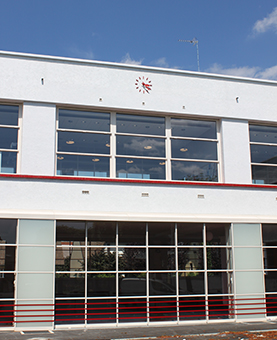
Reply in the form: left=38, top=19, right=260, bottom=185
left=258, top=65, right=277, bottom=79
left=253, top=7, right=277, bottom=34
left=120, top=53, right=143, bottom=65
left=152, top=57, right=169, bottom=68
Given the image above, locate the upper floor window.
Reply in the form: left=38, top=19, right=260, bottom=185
left=250, top=125, right=277, bottom=185
left=0, top=105, right=19, bottom=174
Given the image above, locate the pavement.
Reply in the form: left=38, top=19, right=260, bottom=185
left=1, top=321, right=277, bottom=340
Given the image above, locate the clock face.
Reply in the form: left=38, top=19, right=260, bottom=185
left=135, top=76, right=152, bottom=94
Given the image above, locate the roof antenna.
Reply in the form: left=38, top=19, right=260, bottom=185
left=178, top=38, right=200, bottom=72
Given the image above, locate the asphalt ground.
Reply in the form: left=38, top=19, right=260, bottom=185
left=1, top=321, right=277, bottom=340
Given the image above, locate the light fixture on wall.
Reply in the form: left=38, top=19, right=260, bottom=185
left=144, top=146, right=152, bottom=150
left=92, top=158, right=100, bottom=162
left=126, top=160, right=133, bottom=164
left=66, top=140, right=74, bottom=145
left=180, top=148, right=188, bottom=152
left=57, top=156, right=64, bottom=160
left=105, top=143, right=110, bottom=147
left=159, top=162, right=165, bottom=165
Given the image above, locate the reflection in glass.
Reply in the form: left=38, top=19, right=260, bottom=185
left=208, top=296, right=234, bottom=319
left=87, top=274, right=116, bottom=297
left=0, top=152, right=17, bottom=173
left=264, top=248, right=277, bottom=269
left=178, top=272, right=205, bottom=295
left=117, top=135, right=165, bottom=157
left=87, top=299, right=116, bottom=323
left=88, top=222, right=116, bottom=245
left=208, top=272, right=232, bottom=295
left=148, top=223, right=175, bottom=245
left=149, top=298, right=177, bottom=321
left=179, top=297, right=205, bottom=320
left=265, top=272, right=277, bottom=292
left=0, top=274, right=14, bottom=298
left=171, top=139, right=217, bottom=160
left=117, top=114, right=165, bottom=136
left=250, top=125, right=277, bottom=144
left=59, top=109, right=110, bottom=132
left=149, top=248, right=175, bottom=270
left=119, top=274, right=146, bottom=296
left=56, top=221, right=85, bottom=244
left=119, top=248, right=146, bottom=271
left=118, top=298, right=147, bottom=322
left=206, top=224, right=231, bottom=245
left=55, top=299, right=85, bottom=324
left=206, top=248, right=232, bottom=270
left=0, top=105, right=19, bottom=126
left=0, top=219, right=17, bottom=244
left=0, top=300, right=14, bottom=326
left=266, top=295, right=277, bottom=317
left=262, top=224, right=277, bottom=246
left=56, top=247, right=85, bottom=271
left=57, top=154, right=109, bottom=177
left=0, top=128, right=17, bottom=149
left=178, top=223, right=203, bottom=245
left=55, top=275, right=85, bottom=297
left=178, top=248, right=204, bottom=271
left=149, top=273, right=176, bottom=295
left=171, top=118, right=216, bottom=139
left=172, top=161, right=218, bottom=182
left=118, top=222, right=146, bottom=245
left=87, top=248, right=116, bottom=271
left=116, top=157, right=165, bottom=179
left=58, top=131, right=110, bottom=154
left=252, top=165, right=277, bottom=184
left=251, top=144, right=277, bottom=164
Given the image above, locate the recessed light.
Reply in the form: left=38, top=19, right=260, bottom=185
left=66, top=140, right=74, bottom=144
left=180, top=148, right=188, bottom=152
left=144, top=146, right=152, bottom=150
left=92, top=158, right=100, bottom=162
left=126, top=160, right=133, bottom=164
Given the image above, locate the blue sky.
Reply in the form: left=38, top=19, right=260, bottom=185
left=1, top=0, right=277, bottom=79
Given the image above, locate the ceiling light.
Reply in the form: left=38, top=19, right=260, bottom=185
left=180, top=148, right=188, bottom=152
left=92, top=158, right=100, bottom=162
left=159, top=162, right=165, bottom=165
left=126, top=160, right=133, bottom=164
left=106, top=143, right=110, bottom=147
left=144, top=146, right=152, bottom=150
left=57, top=156, right=64, bottom=160
left=66, top=140, right=74, bottom=144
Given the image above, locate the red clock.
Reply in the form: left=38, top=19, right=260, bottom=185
left=135, top=76, right=152, bottom=94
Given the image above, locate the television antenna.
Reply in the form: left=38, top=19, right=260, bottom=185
left=178, top=38, right=200, bottom=72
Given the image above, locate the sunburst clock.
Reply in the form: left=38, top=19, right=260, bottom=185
left=135, top=76, right=152, bottom=94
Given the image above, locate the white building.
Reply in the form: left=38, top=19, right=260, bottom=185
left=0, top=50, right=277, bottom=330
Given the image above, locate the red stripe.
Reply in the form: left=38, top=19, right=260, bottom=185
left=1, top=173, right=276, bottom=189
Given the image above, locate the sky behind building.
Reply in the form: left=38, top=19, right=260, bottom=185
left=1, top=0, right=277, bottom=79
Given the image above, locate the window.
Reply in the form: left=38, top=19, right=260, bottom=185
left=56, top=109, right=219, bottom=182
left=250, top=125, right=277, bottom=184
left=0, top=105, right=19, bottom=173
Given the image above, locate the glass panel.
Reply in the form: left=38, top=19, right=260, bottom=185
left=87, top=248, right=116, bottom=271
left=208, top=296, right=234, bottom=319
left=148, top=223, right=175, bottom=245
left=207, top=248, right=232, bottom=270
left=178, top=272, right=205, bottom=295
left=118, top=222, right=146, bottom=245
left=18, top=246, right=54, bottom=271
left=251, top=144, right=277, bottom=164
left=57, top=154, right=109, bottom=177
left=149, top=298, right=177, bottom=321
left=149, top=273, right=176, bottom=295
left=17, top=273, right=53, bottom=299
left=0, top=246, right=15, bottom=271
left=233, top=224, right=261, bottom=246
left=56, top=221, right=85, bottom=245
left=0, top=300, right=14, bottom=326
left=0, top=128, right=17, bottom=149
left=56, top=247, right=85, bottom=271
left=118, top=298, right=147, bottom=323
left=0, top=274, right=14, bottom=298
left=119, top=248, right=146, bottom=271
left=119, top=273, right=146, bottom=296
left=178, top=248, right=204, bottom=270
left=266, top=295, right=277, bottom=316
left=178, top=223, right=203, bottom=245
left=117, top=114, right=165, bottom=136
left=252, top=165, right=277, bottom=184
left=171, top=139, right=217, bottom=160
left=0, top=105, right=18, bottom=126
left=171, top=119, right=216, bottom=139
left=88, top=222, right=116, bottom=246
left=117, top=135, right=165, bottom=157
left=116, top=157, right=165, bottom=180
left=264, top=248, right=277, bottom=269
left=172, top=160, right=218, bottom=182
left=55, top=299, right=85, bottom=324
left=206, top=224, right=231, bottom=245
left=59, top=109, right=110, bottom=132
left=250, top=125, right=277, bottom=144
left=234, top=247, right=262, bottom=270
left=265, top=271, right=277, bottom=292
left=18, top=219, right=54, bottom=245
left=208, top=272, right=232, bottom=295
left=0, top=219, right=17, bottom=244
left=87, top=299, right=116, bottom=324
left=179, top=297, right=206, bottom=320
left=149, top=248, right=175, bottom=270
left=87, top=274, right=116, bottom=297
left=0, top=151, right=17, bottom=173
left=58, top=131, right=110, bottom=154
left=55, top=274, right=85, bottom=297
left=263, top=224, right=277, bottom=246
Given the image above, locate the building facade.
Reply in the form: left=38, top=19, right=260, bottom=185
left=0, top=51, right=277, bottom=330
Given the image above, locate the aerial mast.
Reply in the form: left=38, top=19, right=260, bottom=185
left=178, top=38, right=200, bottom=72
